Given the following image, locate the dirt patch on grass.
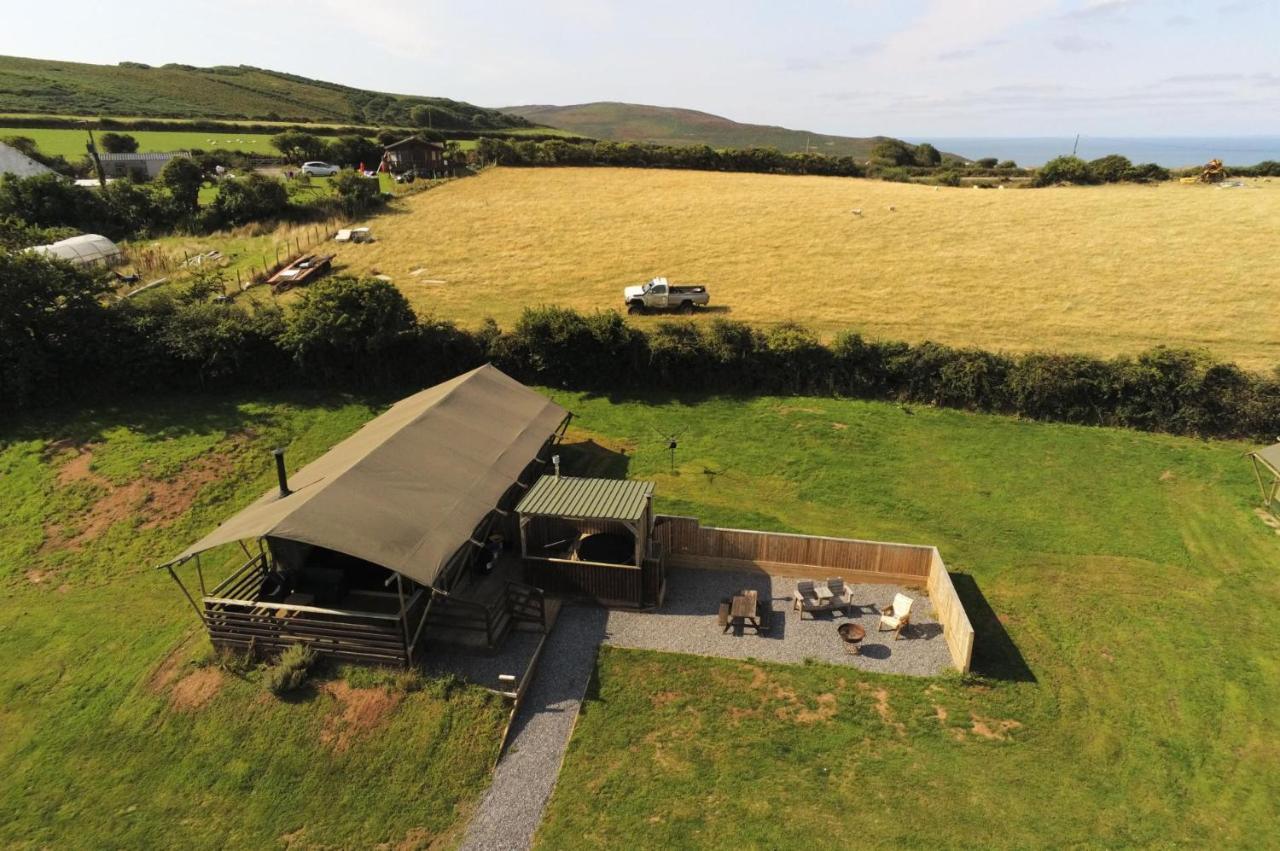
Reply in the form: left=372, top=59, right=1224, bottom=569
left=42, top=439, right=244, bottom=551
left=1253, top=509, right=1280, bottom=534
left=148, top=639, right=192, bottom=694
left=832, top=422, right=848, bottom=430
left=169, top=668, right=224, bottom=712
left=858, top=682, right=905, bottom=736
left=969, top=712, right=1022, bottom=741
left=320, top=681, right=402, bottom=753
left=1159, top=469, right=1177, bottom=483
left=745, top=664, right=837, bottom=725
left=651, top=690, right=682, bottom=708
left=794, top=693, right=838, bottom=724
left=25, top=569, right=48, bottom=584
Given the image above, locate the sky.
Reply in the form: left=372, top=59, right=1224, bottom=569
left=2, top=0, right=1278, bottom=137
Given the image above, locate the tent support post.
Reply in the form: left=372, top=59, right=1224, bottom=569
left=194, top=552, right=206, bottom=598
left=167, top=565, right=205, bottom=625
left=395, top=574, right=413, bottom=667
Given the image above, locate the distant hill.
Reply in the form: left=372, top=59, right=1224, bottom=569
left=0, top=54, right=531, bottom=131
left=498, top=102, right=903, bottom=158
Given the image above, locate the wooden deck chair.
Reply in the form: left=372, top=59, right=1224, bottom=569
left=878, top=593, right=914, bottom=639
left=792, top=579, right=824, bottom=619
left=826, top=578, right=854, bottom=615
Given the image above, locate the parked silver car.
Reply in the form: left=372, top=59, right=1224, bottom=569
left=301, top=161, right=340, bottom=177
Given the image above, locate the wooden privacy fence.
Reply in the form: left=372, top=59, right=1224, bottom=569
left=657, top=515, right=933, bottom=585
left=656, top=515, right=975, bottom=673
left=926, top=549, right=975, bottom=674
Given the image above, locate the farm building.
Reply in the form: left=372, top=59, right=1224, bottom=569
left=381, top=136, right=446, bottom=176
left=98, top=150, right=190, bottom=179
left=0, top=142, right=54, bottom=178
left=27, top=233, right=122, bottom=267
left=162, top=365, right=572, bottom=665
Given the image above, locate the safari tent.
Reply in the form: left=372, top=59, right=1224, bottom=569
left=162, top=365, right=571, bottom=665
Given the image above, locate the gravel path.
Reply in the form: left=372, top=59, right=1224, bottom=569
left=459, top=605, right=607, bottom=851
left=603, top=568, right=952, bottom=677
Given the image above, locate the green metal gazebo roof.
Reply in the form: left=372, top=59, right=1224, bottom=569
left=516, top=476, right=654, bottom=523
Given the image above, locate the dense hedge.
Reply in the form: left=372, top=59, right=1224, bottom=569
left=473, top=137, right=869, bottom=178
left=0, top=171, right=383, bottom=241
left=3, top=258, right=1277, bottom=442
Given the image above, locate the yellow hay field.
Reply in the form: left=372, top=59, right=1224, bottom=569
left=332, top=167, right=1280, bottom=368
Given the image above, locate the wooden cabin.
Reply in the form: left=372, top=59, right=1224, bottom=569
left=381, top=137, right=446, bottom=177
left=516, top=475, right=667, bottom=608
left=161, top=365, right=571, bottom=666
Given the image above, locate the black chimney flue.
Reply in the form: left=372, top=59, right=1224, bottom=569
left=272, top=448, right=291, bottom=497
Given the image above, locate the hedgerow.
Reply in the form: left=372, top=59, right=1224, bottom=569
left=3, top=259, right=1278, bottom=443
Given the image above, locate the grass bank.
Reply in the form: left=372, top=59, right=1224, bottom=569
left=535, top=391, right=1280, bottom=848
left=0, top=393, right=505, bottom=849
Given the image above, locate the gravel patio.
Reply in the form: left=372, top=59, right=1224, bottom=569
left=602, top=567, right=953, bottom=677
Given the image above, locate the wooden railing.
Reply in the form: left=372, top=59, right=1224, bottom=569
left=926, top=549, right=974, bottom=674
left=524, top=557, right=644, bottom=607
left=656, top=515, right=933, bottom=585
left=203, top=592, right=421, bottom=666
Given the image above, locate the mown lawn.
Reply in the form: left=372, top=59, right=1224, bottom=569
left=5, top=388, right=1278, bottom=848
left=0, top=394, right=506, bottom=849
left=0, top=127, right=282, bottom=158
left=535, top=392, right=1280, bottom=848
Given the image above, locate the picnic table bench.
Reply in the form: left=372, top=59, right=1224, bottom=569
left=720, top=589, right=770, bottom=634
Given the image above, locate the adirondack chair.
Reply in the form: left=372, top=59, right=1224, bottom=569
left=826, top=578, right=855, bottom=615
left=793, top=579, right=832, bottom=619
left=878, top=593, right=914, bottom=639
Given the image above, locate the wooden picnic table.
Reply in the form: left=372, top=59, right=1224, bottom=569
left=721, top=589, right=769, bottom=634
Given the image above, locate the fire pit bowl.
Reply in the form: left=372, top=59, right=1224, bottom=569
left=837, top=622, right=866, bottom=655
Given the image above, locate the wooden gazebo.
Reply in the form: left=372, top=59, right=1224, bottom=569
left=516, top=475, right=666, bottom=608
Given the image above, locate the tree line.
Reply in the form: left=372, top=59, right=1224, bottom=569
left=3, top=257, right=1276, bottom=443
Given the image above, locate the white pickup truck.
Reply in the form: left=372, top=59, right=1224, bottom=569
left=623, top=277, right=710, bottom=314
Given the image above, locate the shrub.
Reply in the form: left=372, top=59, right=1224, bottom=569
left=871, top=139, right=918, bottom=167
left=914, top=143, right=942, bottom=167
left=271, top=130, right=327, bottom=164
left=0, top=252, right=115, bottom=410
left=997, top=160, right=1017, bottom=170
left=281, top=276, right=419, bottom=383
left=205, top=173, right=289, bottom=228
left=158, top=156, right=205, bottom=217
left=1087, top=154, right=1133, bottom=183
left=98, top=132, right=139, bottom=154
left=331, top=171, right=383, bottom=216
left=976, top=157, right=999, bottom=169
left=326, top=135, right=383, bottom=169
left=264, top=644, right=315, bottom=696
left=1034, top=156, right=1096, bottom=186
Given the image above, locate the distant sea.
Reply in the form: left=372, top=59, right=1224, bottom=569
left=907, top=137, right=1280, bottom=168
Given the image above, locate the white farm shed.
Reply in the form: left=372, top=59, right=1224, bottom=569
left=28, top=234, right=123, bottom=267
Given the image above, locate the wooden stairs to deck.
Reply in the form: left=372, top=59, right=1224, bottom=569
left=423, top=581, right=549, bottom=651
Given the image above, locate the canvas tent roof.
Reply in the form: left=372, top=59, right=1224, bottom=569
left=28, top=233, right=121, bottom=266
left=517, top=476, right=654, bottom=523
left=0, top=142, right=53, bottom=178
left=1250, top=443, right=1280, bottom=474
left=172, top=365, right=568, bottom=587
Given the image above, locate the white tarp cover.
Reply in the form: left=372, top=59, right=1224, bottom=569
left=173, top=365, right=569, bottom=587
left=29, top=234, right=122, bottom=266
left=0, top=142, right=53, bottom=178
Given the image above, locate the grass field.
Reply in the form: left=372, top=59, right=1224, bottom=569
left=0, top=394, right=506, bottom=849
left=1, top=127, right=281, bottom=158
left=4, top=387, right=1279, bottom=846
left=331, top=167, right=1280, bottom=369
left=532, top=391, right=1280, bottom=848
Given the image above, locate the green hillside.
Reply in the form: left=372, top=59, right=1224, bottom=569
left=0, top=54, right=529, bottom=130
left=499, top=102, right=899, bottom=157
